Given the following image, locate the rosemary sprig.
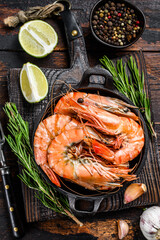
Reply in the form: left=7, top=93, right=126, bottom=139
left=4, top=102, right=83, bottom=226
left=100, top=55, right=156, bottom=137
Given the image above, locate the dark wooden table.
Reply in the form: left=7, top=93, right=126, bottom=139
left=0, top=0, right=160, bottom=239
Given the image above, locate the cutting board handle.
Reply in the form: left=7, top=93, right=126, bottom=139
left=60, top=8, right=89, bottom=72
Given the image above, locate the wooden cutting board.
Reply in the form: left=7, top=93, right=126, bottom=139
left=8, top=51, right=160, bottom=222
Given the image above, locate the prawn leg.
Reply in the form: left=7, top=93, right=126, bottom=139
left=92, top=139, right=114, bottom=162
left=41, top=164, right=61, bottom=187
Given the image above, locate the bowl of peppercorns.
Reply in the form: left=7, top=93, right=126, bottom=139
left=90, top=0, right=146, bottom=48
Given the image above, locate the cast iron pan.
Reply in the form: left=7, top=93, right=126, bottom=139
left=32, top=1, right=149, bottom=217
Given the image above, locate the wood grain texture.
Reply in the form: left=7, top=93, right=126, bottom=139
left=8, top=51, right=160, bottom=225
left=0, top=0, right=160, bottom=239
left=0, top=0, right=160, bottom=51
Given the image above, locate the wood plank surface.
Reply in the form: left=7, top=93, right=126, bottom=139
left=0, top=0, right=160, bottom=239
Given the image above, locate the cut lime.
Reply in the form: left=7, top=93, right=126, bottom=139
left=20, top=62, right=48, bottom=103
left=18, top=20, right=58, bottom=58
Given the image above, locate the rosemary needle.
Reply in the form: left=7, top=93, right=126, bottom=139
left=100, top=55, right=156, bottom=137
left=4, top=102, right=83, bottom=226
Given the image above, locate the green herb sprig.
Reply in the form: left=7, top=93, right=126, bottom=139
left=100, top=55, right=155, bottom=136
left=4, top=102, right=83, bottom=226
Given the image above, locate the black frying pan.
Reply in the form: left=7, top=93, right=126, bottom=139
left=32, top=1, right=149, bottom=217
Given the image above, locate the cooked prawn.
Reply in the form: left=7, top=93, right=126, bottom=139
left=54, top=92, right=144, bottom=164
left=34, top=114, right=82, bottom=187
left=54, top=92, right=139, bottom=121
left=47, top=127, right=136, bottom=190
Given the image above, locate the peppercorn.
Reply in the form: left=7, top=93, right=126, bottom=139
left=92, top=0, right=141, bottom=46
left=99, top=13, right=104, bottom=18
left=127, top=34, right=132, bottom=41
left=108, top=21, right=113, bottom=26
left=127, top=25, right=132, bottom=31
left=92, top=20, right=97, bottom=25
left=93, top=15, right=98, bottom=20
left=105, top=3, right=109, bottom=8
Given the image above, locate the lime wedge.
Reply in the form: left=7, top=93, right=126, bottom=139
left=20, top=62, right=48, bottom=103
left=18, top=20, right=58, bottom=58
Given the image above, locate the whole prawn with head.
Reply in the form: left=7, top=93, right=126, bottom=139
left=34, top=114, right=82, bottom=187
left=47, top=127, right=136, bottom=190
left=34, top=113, right=136, bottom=190
left=54, top=92, right=145, bottom=165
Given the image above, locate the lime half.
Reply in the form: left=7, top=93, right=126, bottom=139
left=18, top=20, right=58, bottom=58
left=20, top=62, right=48, bottom=103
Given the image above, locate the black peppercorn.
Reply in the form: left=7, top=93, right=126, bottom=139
left=127, top=25, right=132, bottom=31
left=108, top=21, right=113, bottom=26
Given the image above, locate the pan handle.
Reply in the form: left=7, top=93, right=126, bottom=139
left=77, top=66, right=117, bottom=91
left=68, top=195, right=103, bottom=217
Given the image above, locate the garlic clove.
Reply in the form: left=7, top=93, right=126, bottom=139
left=124, top=183, right=147, bottom=204
left=118, top=220, right=129, bottom=239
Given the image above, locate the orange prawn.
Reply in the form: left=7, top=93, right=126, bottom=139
left=34, top=114, right=82, bottom=187
left=54, top=92, right=144, bottom=164
left=54, top=92, right=139, bottom=121
left=47, top=127, right=136, bottom=190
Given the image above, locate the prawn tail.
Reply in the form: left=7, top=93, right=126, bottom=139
left=41, top=164, right=61, bottom=187
left=92, top=139, right=114, bottom=162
